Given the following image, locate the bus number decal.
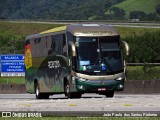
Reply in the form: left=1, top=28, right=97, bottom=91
left=48, top=61, right=60, bottom=69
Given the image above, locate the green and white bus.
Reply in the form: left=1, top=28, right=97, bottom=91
left=24, top=24, right=129, bottom=99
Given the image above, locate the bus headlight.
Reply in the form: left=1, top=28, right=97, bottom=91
left=77, top=85, right=84, bottom=90
left=118, top=84, right=124, bottom=89
left=116, top=76, right=124, bottom=81
left=79, top=78, right=86, bottom=82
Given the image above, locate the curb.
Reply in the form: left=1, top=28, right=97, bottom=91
left=0, top=84, right=26, bottom=94
left=117, top=80, right=160, bottom=94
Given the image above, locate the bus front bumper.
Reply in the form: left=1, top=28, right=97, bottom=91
left=75, top=79, right=124, bottom=93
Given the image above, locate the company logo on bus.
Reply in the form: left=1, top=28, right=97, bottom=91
left=24, top=45, right=32, bottom=69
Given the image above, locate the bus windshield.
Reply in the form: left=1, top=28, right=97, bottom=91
left=76, top=36, right=124, bottom=75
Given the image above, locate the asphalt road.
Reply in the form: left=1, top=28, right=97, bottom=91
left=0, top=94, right=159, bottom=113
left=3, top=20, right=160, bottom=29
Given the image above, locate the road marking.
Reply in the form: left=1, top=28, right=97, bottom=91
left=123, top=104, right=133, bottom=106
left=69, top=104, right=77, bottom=106
left=105, top=105, right=110, bottom=106
left=23, top=104, right=31, bottom=107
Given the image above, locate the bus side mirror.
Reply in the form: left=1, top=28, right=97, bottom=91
left=71, top=44, right=76, bottom=57
left=69, top=41, right=76, bottom=57
left=122, top=41, right=130, bottom=56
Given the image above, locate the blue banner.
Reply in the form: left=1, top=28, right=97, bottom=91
left=1, top=55, right=24, bottom=61
left=1, top=55, right=25, bottom=77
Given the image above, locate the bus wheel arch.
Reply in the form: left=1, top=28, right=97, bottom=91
left=34, top=79, right=38, bottom=93
left=64, top=77, right=68, bottom=96
left=64, top=78, right=70, bottom=97
left=64, top=77, right=82, bottom=99
left=34, top=79, right=42, bottom=99
left=64, top=77, right=75, bottom=98
left=34, top=79, right=49, bottom=99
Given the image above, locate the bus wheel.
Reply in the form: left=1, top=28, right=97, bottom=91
left=105, top=91, right=114, bottom=98
left=74, top=93, right=82, bottom=98
left=35, top=83, right=49, bottom=99
left=65, top=81, right=74, bottom=98
left=64, top=81, right=82, bottom=99
left=64, top=81, right=71, bottom=98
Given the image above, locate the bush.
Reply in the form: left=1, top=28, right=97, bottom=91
left=122, top=31, right=160, bottom=63
left=0, top=31, right=24, bottom=54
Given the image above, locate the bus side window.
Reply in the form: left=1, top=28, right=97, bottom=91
left=47, top=36, right=52, bottom=55
left=30, top=38, right=36, bottom=57
left=39, top=37, right=47, bottom=57
left=47, top=33, right=67, bottom=56
left=66, top=31, right=74, bottom=42
left=62, top=34, right=67, bottom=56
left=49, top=35, right=56, bottom=55
left=56, top=35, right=62, bottom=54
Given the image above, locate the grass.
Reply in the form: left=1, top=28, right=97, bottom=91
left=0, top=21, right=159, bottom=39
left=113, top=0, right=160, bottom=18
left=0, top=117, right=160, bottom=120
left=0, top=21, right=67, bottom=54
left=126, top=66, right=160, bottom=80
left=0, top=77, right=25, bottom=84
left=0, top=21, right=66, bottom=36
left=115, top=26, right=160, bottom=38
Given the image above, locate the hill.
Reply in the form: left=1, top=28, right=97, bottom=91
left=0, top=0, right=125, bottom=20
left=0, top=21, right=159, bottom=63
left=1, top=0, right=160, bottom=21
left=113, top=0, right=160, bottom=18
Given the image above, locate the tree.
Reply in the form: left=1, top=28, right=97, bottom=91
left=107, top=7, right=125, bottom=20
left=156, top=4, right=160, bottom=15
left=129, top=11, right=146, bottom=20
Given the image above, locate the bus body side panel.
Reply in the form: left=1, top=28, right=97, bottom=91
left=36, top=55, right=69, bottom=93
left=25, top=68, right=35, bottom=93
left=25, top=55, right=69, bottom=94
left=25, top=33, right=69, bottom=94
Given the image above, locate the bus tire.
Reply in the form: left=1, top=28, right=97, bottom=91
left=35, top=82, right=49, bottom=99
left=105, top=91, right=114, bottom=98
left=42, top=94, right=49, bottom=99
left=74, top=93, right=82, bottom=98
left=64, top=81, right=75, bottom=98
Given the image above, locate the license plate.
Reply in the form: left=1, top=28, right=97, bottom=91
left=98, top=88, right=106, bottom=91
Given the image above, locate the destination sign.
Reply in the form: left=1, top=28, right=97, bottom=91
left=1, top=55, right=25, bottom=77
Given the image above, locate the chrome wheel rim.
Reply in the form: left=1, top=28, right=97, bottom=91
left=66, top=84, right=69, bottom=94
left=36, top=86, right=39, bottom=96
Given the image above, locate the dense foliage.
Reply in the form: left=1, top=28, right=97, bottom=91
left=156, top=4, right=160, bottom=15
left=1, top=0, right=160, bottom=20
left=0, top=0, right=125, bottom=20
left=129, top=11, right=158, bottom=21
left=105, top=7, right=126, bottom=20
left=0, top=22, right=159, bottom=63
left=0, top=31, right=24, bottom=54
left=123, top=31, right=160, bottom=63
